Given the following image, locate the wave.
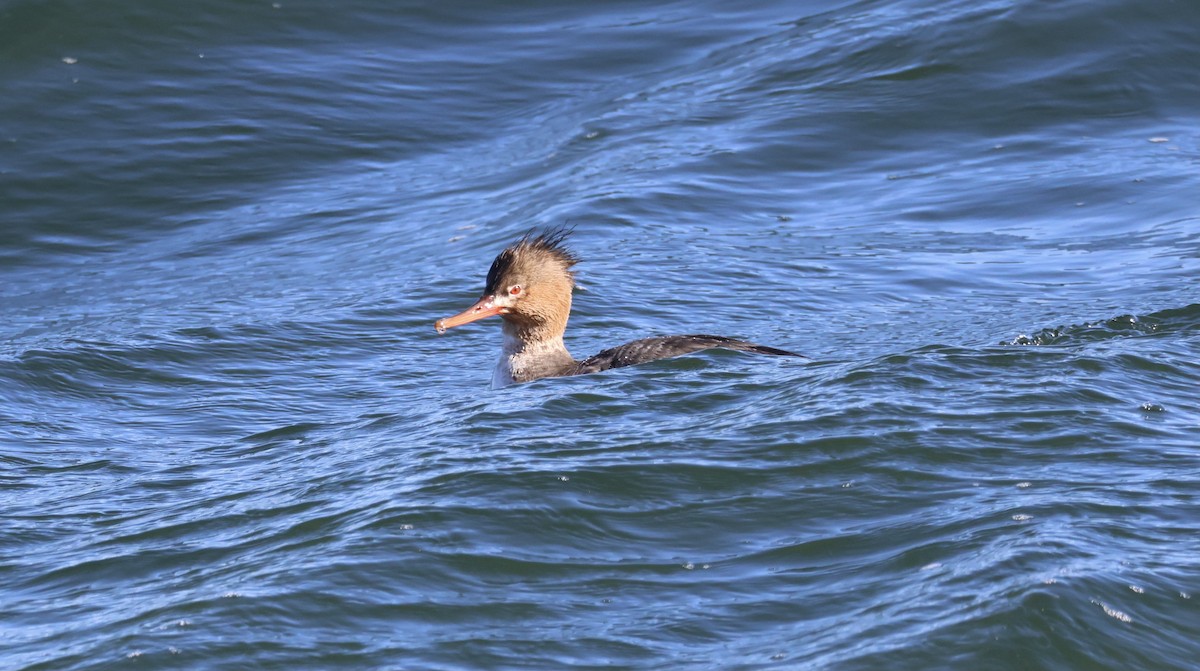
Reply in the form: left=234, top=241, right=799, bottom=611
left=1002, top=304, right=1200, bottom=346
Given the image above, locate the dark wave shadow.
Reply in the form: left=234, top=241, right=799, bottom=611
left=1001, top=303, right=1200, bottom=346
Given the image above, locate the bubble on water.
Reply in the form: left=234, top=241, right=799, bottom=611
left=1091, top=599, right=1132, bottom=623
left=1012, top=514, right=1033, bottom=521
left=682, top=562, right=695, bottom=570
left=1016, top=482, right=1032, bottom=488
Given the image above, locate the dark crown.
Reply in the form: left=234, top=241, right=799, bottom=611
left=484, top=227, right=580, bottom=294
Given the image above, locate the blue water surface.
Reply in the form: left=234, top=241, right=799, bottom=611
left=2, top=0, right=1198, bottom=669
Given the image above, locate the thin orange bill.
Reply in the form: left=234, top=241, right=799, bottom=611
left=435, top=295, right=501, bottom=333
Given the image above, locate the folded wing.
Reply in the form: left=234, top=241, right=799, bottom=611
left=572, top=334, right=802, bottom=375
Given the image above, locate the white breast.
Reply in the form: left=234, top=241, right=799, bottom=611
left=490, top=325, right=523, bottom=388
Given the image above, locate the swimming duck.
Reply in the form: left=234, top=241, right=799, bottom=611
left=435, top=229, right=801, bottom=385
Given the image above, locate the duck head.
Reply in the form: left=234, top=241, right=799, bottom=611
left=435, top=229, right=580, bottom=342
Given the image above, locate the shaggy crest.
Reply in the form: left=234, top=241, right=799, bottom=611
left=484, top=226, right=579, bottom=294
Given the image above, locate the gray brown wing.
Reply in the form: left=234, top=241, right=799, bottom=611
left=572, top=334, right=802, bottom=375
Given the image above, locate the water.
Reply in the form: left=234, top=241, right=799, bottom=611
left=2, top=0, right=1198, bottom=668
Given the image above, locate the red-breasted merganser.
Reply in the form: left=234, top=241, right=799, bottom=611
left=435, top=229, right=802, bottom=385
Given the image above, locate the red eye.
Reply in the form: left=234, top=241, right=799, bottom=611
left=509, top=285, right=522, bottom=295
